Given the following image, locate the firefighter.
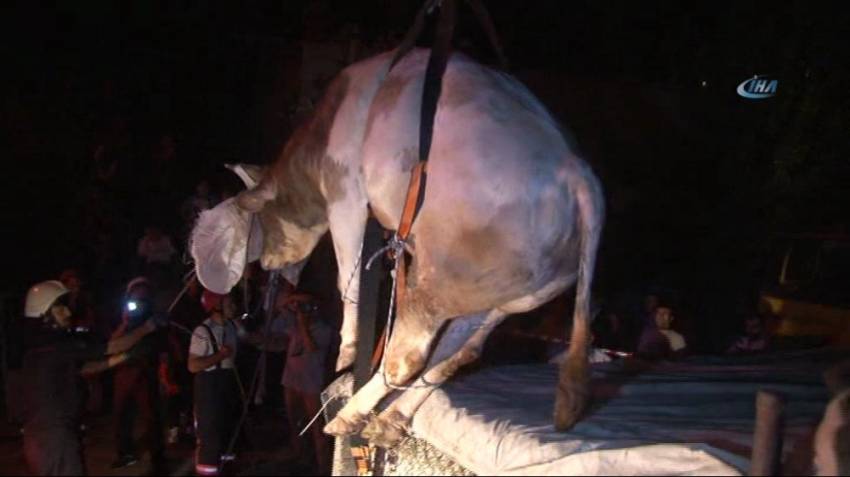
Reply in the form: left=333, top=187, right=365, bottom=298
left=19, top=280, right=158, bottom=476
left=188, top=290, right=245, bottom=476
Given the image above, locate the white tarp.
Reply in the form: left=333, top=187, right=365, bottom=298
left=406, top=350, right=842, bottom=476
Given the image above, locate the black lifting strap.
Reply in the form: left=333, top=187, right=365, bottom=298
left=392, top=0, right=456, bottom=230
left=388, top=0, right=507, bottom=225
left=415, top=0, right=455, bottom=218
left=390, top=0, right=508, bottom=72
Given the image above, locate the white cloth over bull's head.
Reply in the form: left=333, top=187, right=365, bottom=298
left=190, top=197, right=264, bottom=294
left=190, top=164, right=265, bottom=293
left=189, top=163, right=308, bottom=293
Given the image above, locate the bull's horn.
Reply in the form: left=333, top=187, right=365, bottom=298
left=225, top=163, right=265, bottom=189
left=236, top=178, right=277, bottom=213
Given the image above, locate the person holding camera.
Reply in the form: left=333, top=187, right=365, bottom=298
left=19, top=279, right=159, bottom=476
left=111, top=276, right=169, bottom=472
left=188, top=289, right=253, bottom=476
left=267, top=290, right=333, bottom=474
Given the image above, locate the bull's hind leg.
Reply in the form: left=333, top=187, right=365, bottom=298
left=553, top=337, right=590, bottom=430
left=362, top=310, right=507, bottom=448
left=554, top=168, right=603, bottom=431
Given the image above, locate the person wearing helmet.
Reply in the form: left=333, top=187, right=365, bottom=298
left=188, top=289, right=252, bottom=476
left=110, top=276, right=169, bottom=472
left=19, top=280, right=158, bottom=476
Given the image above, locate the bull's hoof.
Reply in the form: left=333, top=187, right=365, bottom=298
left=553, top=386, right=588, bottom=430
left=361, top=411, right=408, bottom=448
left=553, top=359, right=590, bottom=431
left=336, top=345, right=356, bottom=372
left=324, top=414, right=366, bottom=437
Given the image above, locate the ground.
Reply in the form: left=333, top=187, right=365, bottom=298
left=0, top=406, right=319, bottom=476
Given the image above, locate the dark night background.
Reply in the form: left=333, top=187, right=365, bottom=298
left=2, top=1, right=849, bottom=348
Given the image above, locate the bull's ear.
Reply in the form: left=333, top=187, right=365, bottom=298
left=236, top=178, right=277, bottom=213
left=190, top=198, right=263, bottom=294
left=225, top=163, right=265, bottom=189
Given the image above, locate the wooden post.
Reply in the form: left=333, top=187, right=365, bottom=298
left=750, top=390, right=785, bottom=476
left=333, top=217, right=385, bottom=476
left=354, top=218, right=385, bottom=389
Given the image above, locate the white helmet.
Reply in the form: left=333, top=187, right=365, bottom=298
left=24, top=280, right=70, bottom=318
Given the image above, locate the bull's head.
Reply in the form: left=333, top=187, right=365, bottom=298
left=190, top=162, right=328, bottom=293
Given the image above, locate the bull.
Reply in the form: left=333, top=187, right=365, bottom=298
left=191, top=48, right=604, bottom=446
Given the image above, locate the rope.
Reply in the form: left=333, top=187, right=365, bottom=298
left=373, top=235, right=435, bottom=390
left=167, top=272, right=196, bottom=315
left=379, top=241, right=404, bottom=390
left=364, top=239, right=402, bottom=272
left=340, top=239, right=365, bottom=305
left=233, top=363, right=249, bottom=409
left=163, top=271, right=218, bottom=344
left=299, top=390, right=342, bottom=437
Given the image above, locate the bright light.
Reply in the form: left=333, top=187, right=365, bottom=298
left=127, top=301, right=138, bottom=312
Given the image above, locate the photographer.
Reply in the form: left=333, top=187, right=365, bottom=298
left=19, top=280, right=159, bottom=476
left=265, top=291, right=332, bottom=475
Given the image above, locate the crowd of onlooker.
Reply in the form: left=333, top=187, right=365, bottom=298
left=13, top=268, right=337, bottom=474
left=590, top=291, right=774, bottom=361
left=14, top=253, right=337, bottom=475
left=481, top=285, right=779, bottom=373
left=3, top=20, right=401, bottom=474
left=4, top=112, right=338, bottom=474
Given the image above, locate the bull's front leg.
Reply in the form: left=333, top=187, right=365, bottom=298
left=324, top=299, right=445, bottom=437
left=337, top=283, right=360, bottom=371
left=328, top=200, right=369, bottom=371
left=323, top=372, right=390, bottom=436
left=362, top=310, right=507, bottom=448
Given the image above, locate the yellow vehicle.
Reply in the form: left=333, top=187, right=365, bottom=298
left=759, top=233, right=850, bottom=346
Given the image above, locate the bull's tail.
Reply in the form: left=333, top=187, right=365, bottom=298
left=554, top=165, right=604, bottom=431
